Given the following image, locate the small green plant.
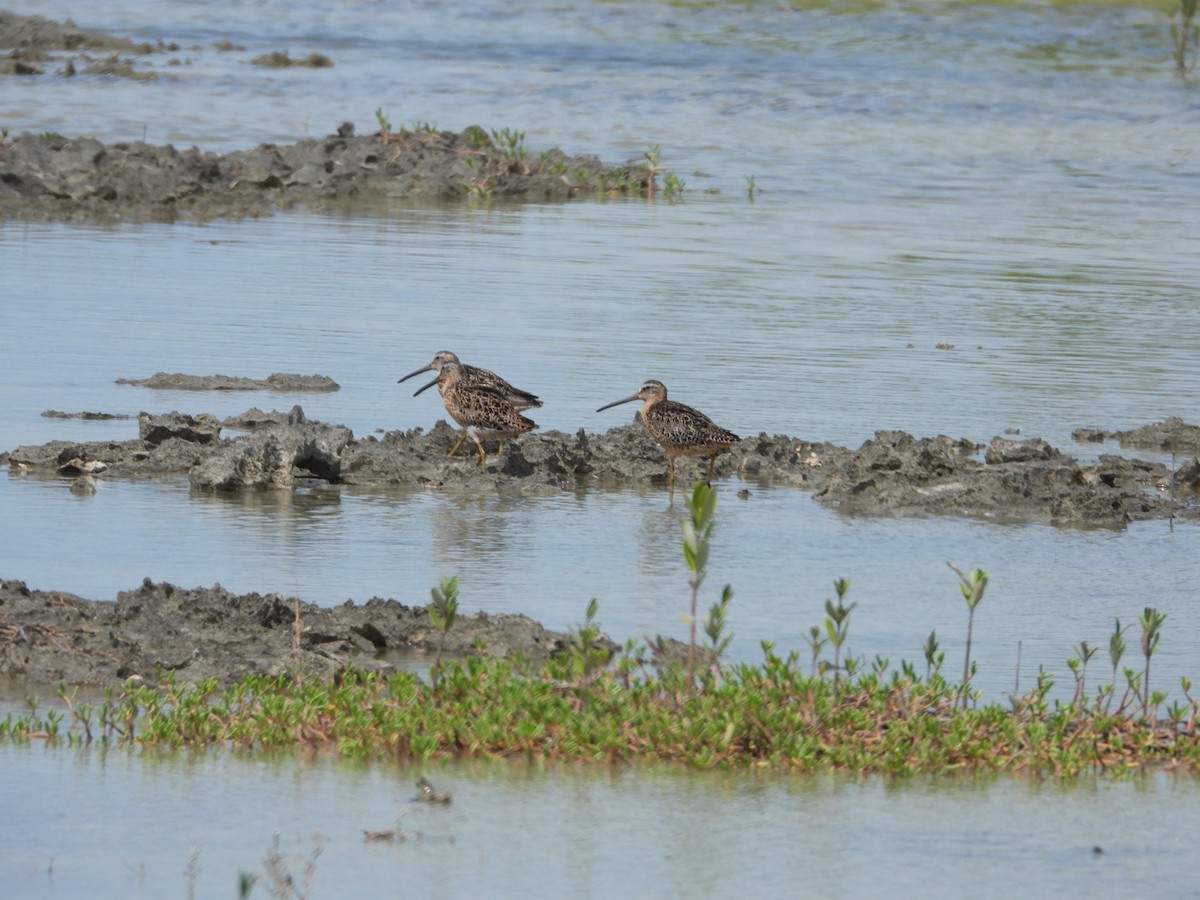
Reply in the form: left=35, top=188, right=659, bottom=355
left=642, top=144, right=663, bottom=195
left=1139, top=606, right=1166, bottom=719
left=1067, top=640, right=1098, bottom=708
left=804, top=624, right=826, bottom=678
left=555, top=597, right=612, bottom=686
left=823, top=578, right=856, bottom=683
left=948, top=562, right=988, bottom=708
left=490, top=127, right=527, bottom=161
left=427, top=576, right=459, bottom=687
left=1104, top=617, right=1127, bottom=713
left=923, top=630, right=942, bottom=681
left=465, top=124, right=490, bottom=149
left=700, top=585, right=735, bottom=683
left=663, top=171, right=686, bottom=199
left=682, top=481, right=721, bottom=690
left=745, top=175, right=757, bottom=200
left=374, top=107, right=392, bottom=136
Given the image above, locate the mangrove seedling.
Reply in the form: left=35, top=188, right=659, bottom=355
left=663, top=171, right=686, bottom=200
left=948, top=562, right=988, bottom=707
left=701, top=584, right=735, bottom=683
left=1067, top=640, right=1098, bottom=708
left=1105, top=617, right=1127, bottom=714
left=923, top=629, right=942, bottom=682
left=682, top=481, right=719, bottom=690
left=375, top=107, right=393, bottom=137
left=804, top=624, right=827, bottom=678
left=1140, top=606, right=1166, bottom=719
left=556, top=597, right=612, bottom=686
left=823, top=577, right=856, bottom=683
left=427, top=576, right=459, bottom=687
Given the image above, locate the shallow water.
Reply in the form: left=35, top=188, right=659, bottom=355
left=4, top=1, right=1200, bottom=895
left=3, top=743, right=1199, bottom=899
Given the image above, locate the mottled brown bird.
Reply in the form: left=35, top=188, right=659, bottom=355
left=401, top=353, right=537, bottom=467
left=399, top=351, right=541, bottom=411
left=597, top=379, right=740, bottom=496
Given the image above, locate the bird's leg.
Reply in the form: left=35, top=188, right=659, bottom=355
left=469, top=429, right=488, bottom=469
left=705, top=455, right=716, bottom=486
left=447, top=430, right=468, bottom=457
left=667, top=458, right=676, bottom=502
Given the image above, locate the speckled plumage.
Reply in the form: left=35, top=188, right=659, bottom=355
left=399, top=350, right=542, bottom=411
left=400, top=353, right=537, bottom=467
left=597, top=379, right=740, bottom=493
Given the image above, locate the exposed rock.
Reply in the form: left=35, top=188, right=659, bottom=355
left=138, top=411, right=222, bottom=445
left=984, top=436, right=1060, bottom=465
left=188, top=418, right=352, bottom=489
left=1072, top=418, right=1200, bottom=454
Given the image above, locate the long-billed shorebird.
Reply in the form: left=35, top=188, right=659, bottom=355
left=399, top=352, right=538, bottom=468
left=596, top=379, right=740, bottom=496
left=399, top=351, right=541, bottom=412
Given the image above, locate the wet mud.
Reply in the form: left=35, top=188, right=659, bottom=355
left=1, top=12, right=650, bottom=222
left=0, top=577, right=585, bottom=691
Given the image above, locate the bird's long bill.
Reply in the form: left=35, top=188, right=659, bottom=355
left=412, top=375, right=440, bottom=397
left=397, top=364, right=433, bottom=384
left=596, top=394, right=639, bottom=413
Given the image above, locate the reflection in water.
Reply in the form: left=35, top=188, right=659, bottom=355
left=189, top=482, right=345, bottom=522
left=3, top=745, right=1200, bottom=898
left=430, top=495, right=523, bottom=567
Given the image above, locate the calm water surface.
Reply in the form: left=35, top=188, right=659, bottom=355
left=3, top=744, right=1198, bottom=899
left=3, top=1, right=1200, bottom=895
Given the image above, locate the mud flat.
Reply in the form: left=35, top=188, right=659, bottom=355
left=0, top=577, right=582, bottom=690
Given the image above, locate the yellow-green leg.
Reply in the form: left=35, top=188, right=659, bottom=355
left=472, top=435, right=488, bottom=469
left=447, top=430, right=467, bottom=457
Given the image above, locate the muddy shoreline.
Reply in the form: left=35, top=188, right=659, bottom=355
left=4, top=398, right=1199, bottom=692
left=0, top=577, right=588, bottom=692
left=1, top=11, right=652, bottom=223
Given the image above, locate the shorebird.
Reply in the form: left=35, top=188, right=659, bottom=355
left=415, top=777, right=452, bottom=805
left=399, top=351, right=541, bottom=411
left=596, top=379, right=740, bottom=497
left=399, top=350, right=541, bottom=459
left=401, top=353, right=537, bottom=467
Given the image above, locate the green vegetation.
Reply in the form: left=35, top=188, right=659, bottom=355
left=6, top=631, right=1197, bottom=776
left=427, top=576, right=459, bottom=687
left=2, top=485, right=1196, bottom=777
left=641, top=144, right=685, bottom=201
